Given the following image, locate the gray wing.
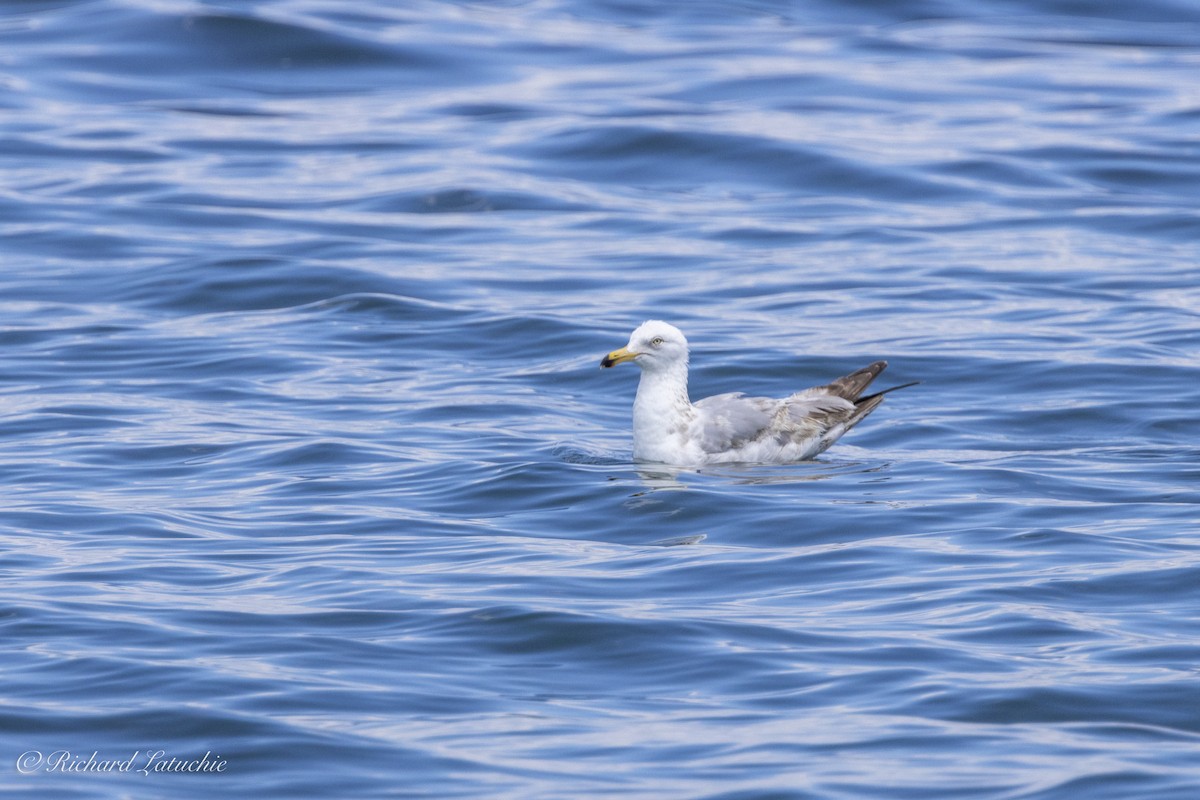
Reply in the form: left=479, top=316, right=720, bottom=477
left=693, top=361, right=893, bottom=457
left=692, top=393, right=777, bottom=453
left=694, top=392, right=858, bottom=455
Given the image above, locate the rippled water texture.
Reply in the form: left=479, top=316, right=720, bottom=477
left=3, top=1, right=1200, bottom=798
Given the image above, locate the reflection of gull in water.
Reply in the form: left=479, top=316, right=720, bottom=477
left=602, top=321, right=915, bottom=466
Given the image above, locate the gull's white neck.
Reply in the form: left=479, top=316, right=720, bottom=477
left=632, top=361, right=695, bottom=462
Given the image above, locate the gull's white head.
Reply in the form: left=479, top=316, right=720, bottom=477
left=601, top=320, right=689, bottom=373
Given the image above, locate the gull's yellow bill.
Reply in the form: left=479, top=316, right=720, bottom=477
left=600, top=346, right=638, bottom=368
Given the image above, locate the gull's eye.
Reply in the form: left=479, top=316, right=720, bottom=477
left=650, top=336, right=664, bottom=347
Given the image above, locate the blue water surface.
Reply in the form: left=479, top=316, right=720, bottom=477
left=2, top=1, right=1200, bottom=798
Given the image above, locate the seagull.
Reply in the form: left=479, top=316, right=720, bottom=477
left=601, top=320, right=914, bottom=465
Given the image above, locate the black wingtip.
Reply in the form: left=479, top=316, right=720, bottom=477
left=857, top=380, right=920, bottom=404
